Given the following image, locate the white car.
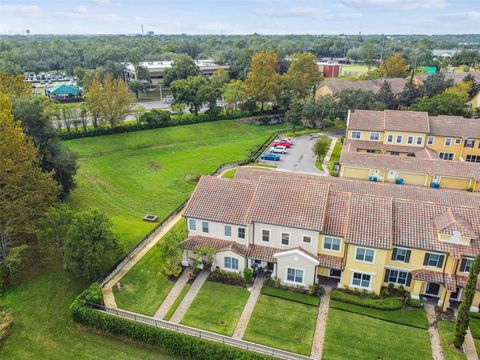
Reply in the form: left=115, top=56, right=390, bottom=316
left=270, top=145, right=288, bottom=154
left=280, top=137, right=294, bottom=145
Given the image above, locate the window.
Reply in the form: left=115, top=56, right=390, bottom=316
left=424, top=253, right=444, bottom=268
left=386, top=269, right=409, bottom=285
left=387, top=134, right=393, bottom=143
left=466, top=155, right=480, bottom=163
left=444, top=137, right=452, bottom=147
left=355, top=247, right=375, bottom=263
left=427, top=136, right=435, bottom=145
left=416, top=137, right=423, bottom=145
left=407, top=136, right=414, bottom=145
left=224, top=257, right=239, bottom=270
left=460, top=258, right=473, bottom=273
left=439, top=152, right=454, bottom=160
left=224, top=225, right=232, bottom=237
left=392, top=248, right=410, bottom=263
left=202, top=221, right=209, bottom=233
left=390, top=151, right=400, bottom=156
left=286, top=268, right=304, bottom=284
left=238, top=227, right=246, bottom=240
left=188, top=219, right=196, bottom=231
left=302, top=235, right=312, bottom=244
left=261, top=229, right=270, bottom=242
left=455, top=138, right=462, bottom=145
left=330, top=269, right=342, bottom=278
left=351, top=131, right=361, bottom=139
left=323, top=236, right=341, bottom=252
left=281, top=233, right=290, bottom=246
left=396, top=135, right=402, bottom=144
left=370, top=132, right=380, bottom=141
left=464, top=139, right=475, bottom=148
left=351, top=272, right=371, bottom=289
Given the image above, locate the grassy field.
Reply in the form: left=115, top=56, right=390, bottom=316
left=65, top=120, right=284, bottom=249
left=438, top=321, right=467, bottom=360
left=0, top=265, right=175, bottom=360
left=323, top=308, right=431, bottom=360
left=243, top=294, right=318, bottom=355
left=341, top=64, right=373, bottom=77
left=181, top=281, right=249, bottom=336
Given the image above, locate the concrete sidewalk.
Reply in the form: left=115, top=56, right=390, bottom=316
left=311, top=287, right=331, bottom=360
left=321, top=138, right=338, bottom=174
left=153, top=268, right=191, bottom=319
left=425, top=304, right=445, bottom=360
left=232, top=275, right=265, bottom=339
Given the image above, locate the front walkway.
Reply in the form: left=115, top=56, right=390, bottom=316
left=425, top=304, right=445, bottom=360
left=153, top=267, right=191, bottom=319
left=311, top=287, right=332, bottom=360
left=232, top=275, right=265, bottom=339
left=170, top=269, right=210, bottom=324
left=321, top=137, right=338, bottom=174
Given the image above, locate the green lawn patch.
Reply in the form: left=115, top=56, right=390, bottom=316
left=222, top=169, right=237, bottom=179
left=112, top=220, right=186, bottom=316
left=65, top=120, right=283, bottom=249
left=323, top=308, right=431, bottom=360
left=261, top=286, right=320, bottom=306
left=330, top=299, right=428, bottom=329
left=438, top=321, right=467, bottom=360
left=163, top=283, right=191, bottom=321
left=331, top=289, right=402, bottom=310
left=282, top=128, right=319, bottom=137
left=470, top=318, right=480, bottom=339
left=243, top=294, right=318, bottom=355
left=327, top=140, right=342, bottom=176
left=181, top=281, right=249, bottom=336
left=314, top=136, right=332, bottom=171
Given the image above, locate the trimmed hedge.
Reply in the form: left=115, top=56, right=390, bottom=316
left=261, top=286, right=320, bottom=306
left=71, top=284, right=272, bottom=360
left=209, top=269, right=246, bottom=287
left=331, top=289, right=403, bottom=310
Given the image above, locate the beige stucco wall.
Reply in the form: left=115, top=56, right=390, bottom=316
left=186, top=217, right=250, bottom=244
left=275, top=252, right=317, bottom=288
left=253, top=222, right=319, bottom=254
left=215, top=250, right=246, bottom=273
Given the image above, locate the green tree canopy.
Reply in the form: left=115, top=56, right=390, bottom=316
left=284, top=52, right=322, bottom=98
left=163, top=54, right=200, bottom=87
left=411, top=92, right=469, bottom=117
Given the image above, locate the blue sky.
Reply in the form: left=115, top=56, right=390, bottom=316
left=0, top=0, right=479, bottom=35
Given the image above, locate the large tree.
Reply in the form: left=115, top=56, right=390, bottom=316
left=379, top=54, right=409, bottom=78
left=157, top=226, right=186, bottom=277
left=420, top=72, right=454, bottom=98
left=170, top=75, right=207, bottom=115
left=411, top=92, right=469, bottom=117
left=398, top=81, right=422, bottom=108
left=244, top=50, right=282, bottom=112
left=222, top=79, right=247, bottom=112
left=284, top=52, right=322, bottom=98
left=376, top=81, right=398, bottom=109
left=163, top=54, right=200, bottom=87
left=99, top=74, right=134, bottom=127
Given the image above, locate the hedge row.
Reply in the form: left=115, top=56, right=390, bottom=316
left=59, top=110, right=281, bottom=140
left=331, top=289, right=403, bottom=310
left=261, top=286, right=320, bottom=306
left=71, top=284, right=272, bottom=360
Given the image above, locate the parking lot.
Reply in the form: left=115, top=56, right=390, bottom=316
left=257, top=133, right=324, bottom=174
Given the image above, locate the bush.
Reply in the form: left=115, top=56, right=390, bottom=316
left=139, top=109, right=171, bottom=126
left=407, top=298, right=423, bottom=308
left=70, top=290, right=271, bottom=360
left=313, top=135, right=331, bottom=161
left=308, top=284, right=325, bottom=297
left=209, top=269, right=245, bottom=286
left=331, top=289, right=403, bottom=310
left=243, top=268, right=253, bottom=284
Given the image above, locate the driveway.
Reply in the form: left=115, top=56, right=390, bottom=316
left=257, top=133, right=323, bottom=174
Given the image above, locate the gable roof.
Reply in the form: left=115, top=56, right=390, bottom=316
left=349, top=109, right=430, bottom=134
left=433, top=209, right=477, bottom=239
left=47, top=84, right=81, bottom=95
left=321, top=78, right=406, bottom=95
left=429, top=115, right=480, bottom=139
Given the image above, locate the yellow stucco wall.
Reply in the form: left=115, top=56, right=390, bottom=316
left=397, top=171, right=428, bottom=186
left=341, top=166, right=370, bottom=180
left=440, top=176, right=472, bottom=191
left=383, top=131, right=426, bottom=147
left=426, top=135, right=464, bottom=160
left=346, top=129, right=385, bottom=142
left=471, top=92, right=480, bottom=109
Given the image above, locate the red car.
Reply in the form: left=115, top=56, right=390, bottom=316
left=272, top=140, right=291, bottom=148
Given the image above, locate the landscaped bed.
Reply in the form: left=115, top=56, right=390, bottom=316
left=438, top=321, right=467, bottom=360
left=322, top=308, right=432, bottom=360
left=243, top=294, right=318, bottom=355
left=181, top=281, right=249, bottom=336
left=261, top=286, right=320, bottom=306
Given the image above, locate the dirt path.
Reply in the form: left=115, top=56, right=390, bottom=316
left=232, top=275, right=265, bottom=339
left=311, top=287, right=331, bottom=360
left=425, top=304, right=445, bottom=360
left=153, top=268, right=191, bottom=319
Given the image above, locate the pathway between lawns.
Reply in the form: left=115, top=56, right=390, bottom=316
left=232, top=275, right=265, bottom=339
left=170, top=269, right=210, bottom=324
left=101, top=209, right=185, bottom=308
left=311, top=287, right=332, bottom=360
left=153, top=268, right=191, bottom=319
left=321, top=137, right=338, bottom=174
left=425, top=304, right=445, bottom=360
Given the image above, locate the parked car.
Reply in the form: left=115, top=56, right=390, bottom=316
left=260, top=153, right=281, bottom=161
left=270, top=146, right=287, bottom=154
left=272, top=140, right=291, bottom=148
left=280, top=137, right=294, bottom=145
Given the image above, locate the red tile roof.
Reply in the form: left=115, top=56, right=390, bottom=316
left=411, top=269, right=456, bottom=291
left=344, top=140, right=438, bottom=159
left=183, top=236, right=248, bottom=256
left=429, top=115, right=480, bottom=139
left=247, top=244, right=279, bottom=263
left=349, top=109, right=430, bottom=133
left=433, top=209, right=477, bottom=239
left=321, top=78, right=407, bottom=95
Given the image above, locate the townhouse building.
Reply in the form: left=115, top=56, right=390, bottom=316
left=182, top=168, right=480, bottom=312
left=341, top=109, right=480, bottom=191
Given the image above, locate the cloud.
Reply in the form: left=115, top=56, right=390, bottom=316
left=343, top=0, right=448, bottom=11
left=91, top=0, right=112, bottom=5
left=72, top=5, right=88, bottom=14
left=438, top=10, right=480, bottom=21
left=254, top=7, right=325, bottom=18
left=0, top=4, right=43, bottom=16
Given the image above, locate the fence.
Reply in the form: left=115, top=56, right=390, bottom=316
left=86, top=302, right=313, bottom=360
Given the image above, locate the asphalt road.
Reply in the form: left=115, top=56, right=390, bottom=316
left=257, top=133, right=323, bottom=174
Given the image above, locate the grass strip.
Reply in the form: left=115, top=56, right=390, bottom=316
left=261, top=286, right=320, bottom=306
left=164, top=283, right=192, bottom=321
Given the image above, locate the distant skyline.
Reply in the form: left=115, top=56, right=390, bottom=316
left=1, top=0, right=479, bottom=35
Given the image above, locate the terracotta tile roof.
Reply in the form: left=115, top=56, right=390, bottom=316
left=433, top=209, right=477, bottom=238
left=344, top=140, right=438, bottom=159
left=348, top=109, right=385, bottom=131
left=317, top=253, right=345, bottom=270
left=183, top=235, right=248, bottom=256
left=340, top=150, right=480, bottom=180
left=454, top=274, right=480, bottom=291
left=184, top=176, right=256, bottom=226
left=247, top=244, right=279, bottom=263
left=429, top=115, right=480, bottom=139
left=411, top=269, right=457, bottom=291
left=321, top=78, right=407, bottom=95
left=323, top=191, right=350, bottom=238
left=247, top=176, right=329, bottom=231
left=415, top=72, right=480, bottom=86
left=349, top=109, right=430, bottom=133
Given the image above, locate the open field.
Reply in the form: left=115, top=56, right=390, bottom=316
left=341, top=64, right=373, bottom=77
left=65, top=120, right=284, bottom=249
left=243, top=294, right=318, bottom=355
left=323, top=308, right=431, bottom=360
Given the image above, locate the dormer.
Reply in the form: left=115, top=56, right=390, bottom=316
left=433, top=209, right=475, bottom=246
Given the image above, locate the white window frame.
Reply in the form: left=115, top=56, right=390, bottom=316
left=302, top=235, right=312, bottom=244
left=394, top=248, right=408, bottom=262
left=224, top=256, right=239, bottom=271
left=281, top=232, right=290, bottom=246
left=261, top=229, right=270, bottom=243
left=407, top=136, right=414, bottom=145
left=201, top=221, right=209, bottom=233
left=396, top=135, right=403, bottom=144
left=351, top=271, right=372, bottom=290
left=224, top=225, right=232, bottom=237
left=387, top=269, right=409, bottom=286
left=426, top=253, right=442, bottom=268
left=370, top=132, right=380, bottom=141
left=465, top=139, right=475, bottom=148
left=439, top=152, right=454, bottom=161
left=463, top=258, right=473, bottom=273
left=323, top=236, right=341, bottom=253
left=188, top=219, right=196, bottom=231
left=444, top=137, right=452, bottom=147
left=455, top=138, right=462, bottom=145
left=351, top=131, right=361, bottom=140
left=416, top=136, right=423, bottom=145
left=237, top=227, right=246, bottom=240
left=285, top=267, right=304, bottom=285
left=427, top=136, right=435, bottom=145
left=355, top=246, right=375, bottom=264
left=387, top=134, right=393, bottom=143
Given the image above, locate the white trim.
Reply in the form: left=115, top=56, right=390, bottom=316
left=387, top=134, right=394, bottom=143
left=354, top=246, right=376, bottom=264
left=237, top=226, right=246, bottom=241
left=280, top=232, right=291, bottom=247
left=201, top=221, right=209, bottom=234
left=274, top=249, right=320, bottom=265
left=188, top=218, right=197, bottom=232
left=407, top=136, right=414, bottom=145
left=261, top=228, right=271, bottom=243
left=370, top=132, right=380, bottom=141
left=302, top=234, right=312, bottom=244
left=350, top=270, right=373, bottom=291
left=351, top=130, right=361, bottom=140
left=396, top=135, right=403, bottom=144
left=444, top=137, right=452, bottom=147
left=224, top=224, right=232, bottom=237
left=323, top=236, right=342, bottom=253
left=284, top=266, right=305, bottom=285
left=416, top=136, right=423, bottom=145
left=455, top=138, right=462, bottom=145
left=427, top=136, right=435, bottom=145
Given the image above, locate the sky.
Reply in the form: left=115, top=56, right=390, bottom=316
left=0, top=0, right=479, bottom=35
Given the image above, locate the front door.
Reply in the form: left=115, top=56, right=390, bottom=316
left=425, top=282, right=441, bottom=297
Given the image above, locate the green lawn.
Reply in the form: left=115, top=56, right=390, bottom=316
left=243, top=294, right=318, bottom=355
left=470, top=318, right=480, bottom=339
left=112, top=220, right=186, bottom=316
left=164, top=283, right=191, bottom=321
left=261, top=286, right=320, bottom=306
left=65, top=120, right=283, bottom=249
left=181, top=281, right=249, bottom=336
left=327, top=140, right=342, bottom=176
left=222, top=169, right=237, bottom=179
left=329, top=300, right=428, bottom=329
left=341, top=64, right=374, bottom=77
left=323, top=308, right=431, bottom=360
left=0, top=265, right=176, bottom=360
left=438, top=321, right=467, bottom=360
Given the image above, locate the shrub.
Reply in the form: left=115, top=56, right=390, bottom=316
left=243, top=268, right=253, bottom=284
left=313, top=135, right=331, bottom=160
left=308, top=284, right=325, bottom=297
left=331, top=289, right=403, bottom=310
left=209, top=269, right=245, bottom=286
left=139, top=109, right=171, bottom=126
left=407, top=298, right=423, bottom=308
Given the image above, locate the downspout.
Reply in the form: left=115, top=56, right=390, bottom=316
left=314, top=265, right=319, bottom=285
left=441, top=253, right=450, bottom=307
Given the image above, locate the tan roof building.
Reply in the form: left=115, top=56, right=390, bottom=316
left=315, top=78, right=407, bottom=97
